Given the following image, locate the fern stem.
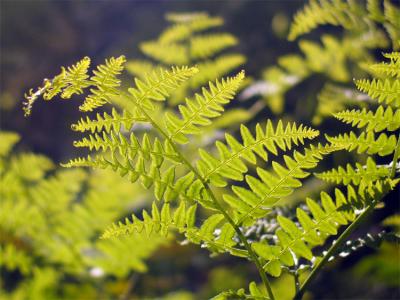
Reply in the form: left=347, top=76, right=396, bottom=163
left=390, top=134, right=400, bottom=178
left=128, top=93, right=275, bottom=300
left=293, top=203, right=376, bottom=300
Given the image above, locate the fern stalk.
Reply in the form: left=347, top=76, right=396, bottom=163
left=293, top=201, right=377, bottom=300
left=124, top=91, right=276, bottom=300
left=391, top=133, right=400, bottom=178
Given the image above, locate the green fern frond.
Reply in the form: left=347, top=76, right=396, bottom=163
left=165, top=71, right=245, bottom=144
left=224, top=144, right=342, bottom=224
left=128, top=66, right=199, bottom=110
left=140, top=42, right=189, bottom=65
left=73, top=131, right=180, bottom=164
left=189, top=54, right=246, bottom=89
left=125, top=60, right=156, bottom=79
left=101, top=202, right=196, bottom=239
left=333, top=106, right=400, bottom=132
left=367, top=0, right=385, bottom=22
left=252, top=179, right=398, bottom=277
left=71, top=108, right=147, bottom=133
left=0, top=131, right=20, bottom=157
left=59, top=57, right=91, bottom=98
left=62, top=153, right=214, bottom=207
left=288, top=0, right=361, bottom=41
left=102, top=202, right=245, bottom=257
left=23, top=57, right=91, bottom=116
left=355, top=78, right=400, bottom=107
left=384, top=0, right=400, bottom=25
left=79, top=56, right=126, bottom=112
left=197, top=120, right=319, bottom=187
left=370, top=52, right=400, bottom=78
left=327, top=131, right=398, bottom=156
left=212, top=281, right=268, bottom=300
left=43, top=56, right=92, bottom=100
left=315, top=157, right=390, bottom=186
left=383, top=51, right=400, bottom=60
left=252, top=187, right=355, bottom=277
left=190, top=34, right=238, bottom=59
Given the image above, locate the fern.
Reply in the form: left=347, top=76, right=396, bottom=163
left=223, top=144, right=343, bottom=225
left=1, top=132, right=171, bottom=299
left=315, top=157, right=390, bottom=186
left=126, top=12, right=245, bottom=106
left=333, top=106, right=400, bottom=132
left=288, top=0, right=361, bottom=41
left=71, top=108, right=147, bottom=133
left=355, top=78, right=400, bottom=107
left=165, top=71, right=244, bottom=144
left=327, top=131, right=398, bottom=156
left=128, top=66, right=199, bottom=110
left=212, top=281, right=268, bottom=299
left=370, top=51, right=400, bottom=78
left=190, top=34, right=238, bottom=59
left=288, top=0, right=400, bottom=49
left=79, top=56, right=126, bottom=112
left=197, top=120, right=319, bottom=187
left=59, top=56, right=91, bottom=99
left=20, top=7, right=400, bottom=300
left=253, top=179, right=398, bottom=277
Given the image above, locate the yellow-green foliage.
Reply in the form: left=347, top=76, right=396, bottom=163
left=289, top=0, right=400, bottom=49
left=0, top=132, right=170, bottom=299
left=20, top=7, right=400, bottom=300
left=249, top=1, right=399, bottom=119
left=126, top=12, right=246, bottom=106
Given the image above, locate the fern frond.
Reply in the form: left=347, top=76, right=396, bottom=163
left=288, top=0, right=361, bottom=41
left=224, top=144, right=342, bottom=224
left=370, top=53, right=400, bottom=78
left=42, top=57, right=91, bottom=100
left=59, top=57, right=91, bottom=98
left=140, top=42, right=188, bottom=65
left=315, top=157, right=390, bottom=186
left=79, top=56, right=126, bottom=112
left=383, top=51, right=400, bottom=60
left=71, top=108, right=147, bottom=133
left=190, top=34, right=238, bottom=59
left=327, top=131, right=398, bottom=156
left=165, top=71, right=244, bottom=144
left=189, top=54, right=246, bottom=89
left=62, top=153, right=214, bottom=207
left=102, top=202, right=245, bottom=257
left=333, top=106, right=400, bottom=132
left=197, top=120, right=319, bottom=187
left=101, top=202, right=196, bottom=239
left=128, top=66, right=199, bottom=110
left=125, top=60, right=156, bottom=79
left=212, top=281, right=268, bottom=300
left=252, top=179, right=398, bottom=277
left=0, top=131, right=20, bottom=157
left=72, top=131, right=180, bottom=164
left=355, top=78, right=400, bottom=107
left=23, top=57, right=91, bottom=116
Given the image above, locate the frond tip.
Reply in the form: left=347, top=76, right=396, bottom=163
left=79, top=56, right=126, bottom=112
